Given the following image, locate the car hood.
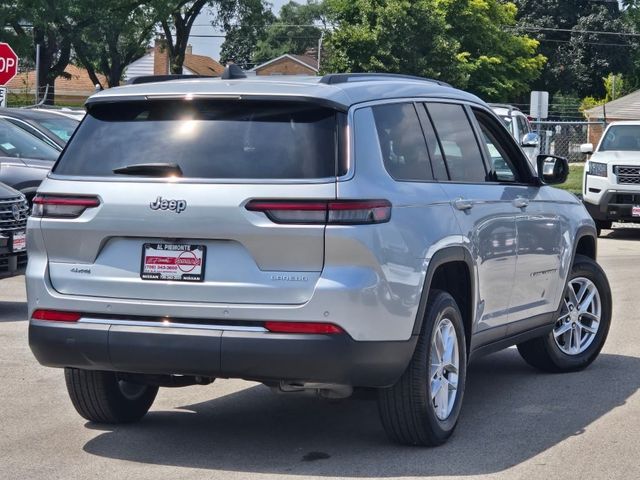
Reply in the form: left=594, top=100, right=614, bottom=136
left=0, top=180, right=21, bottom=197
left=591, top=150, right=640, bottom=165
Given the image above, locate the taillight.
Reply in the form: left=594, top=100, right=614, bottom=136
left=32, top=309, right=81, bottom=322
left=32, top=195, right=100, bottom=218
left=264, top=321, right=344, bottom=334
left=246, top=199, right=391, bottom=225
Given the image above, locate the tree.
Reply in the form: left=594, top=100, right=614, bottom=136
left=514, top=0, right=636, bottom=97
left=8, top=0, right=84, bottom=104
left=323, top=0, right=465, bottom=85
left=153, top=0, right=212, bottom=74
left=442, top=0, right=546, bottom=101
left=216, top=0, right=275, bottom=68
left=323, top=0, right=545, bottom=101
left=73, top=1, right=156, bottom=88
left=252, top=1, right=327, bottom=65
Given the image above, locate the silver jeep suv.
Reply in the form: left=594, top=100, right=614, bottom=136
left=27, top=71, right=611, bottom=446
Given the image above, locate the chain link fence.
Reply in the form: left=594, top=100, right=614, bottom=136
left=531, top=121, right=605, bottom=162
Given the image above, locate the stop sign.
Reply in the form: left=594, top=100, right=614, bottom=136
left=0, top=43, right=18, bottom=85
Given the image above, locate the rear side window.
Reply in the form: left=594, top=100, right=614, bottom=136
left=54, top=100, right=342, bottom=179
left=372, top=103, right=432, bottom=181
left=427, top=103, right=486, bottom=183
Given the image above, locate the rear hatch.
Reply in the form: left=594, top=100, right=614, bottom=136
left=38, top=98, right=345, bottom=305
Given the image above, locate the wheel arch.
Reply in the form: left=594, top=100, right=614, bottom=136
left=412, top=247, right=475, bottom=353
left=574, top=226, right=597, bottom=261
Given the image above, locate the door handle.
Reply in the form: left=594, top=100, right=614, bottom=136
left=453, top=198, right=474, bottom=211
left=512, top=197, right=529, bottom=209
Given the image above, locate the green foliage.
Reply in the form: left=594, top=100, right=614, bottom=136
left=514, top=1, right=637, bottom=98
left=323, top=0, right=545, bottom=101
left=580, top=73, right=633, bottom=114
left=217, top=0, right=275, bottom=68
left=73, top=1, right=156, bottom=88
left=443, top=0, right=546, bottom=101
left=252, top=1, right=327, bottom=65
left=323, top=0, right=464, bottom=84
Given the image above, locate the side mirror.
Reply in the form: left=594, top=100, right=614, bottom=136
left=537, top=154, right=569, bottom=185
left=521, top=132, right=540, bottom=148
left=580, top=143, right=594, bottom=154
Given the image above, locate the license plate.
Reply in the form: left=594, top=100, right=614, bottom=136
left=633, top=205, right=640, bottom=218
left=141, top=243, right=206, bottom=282
left=11, top=231, right=26, bottom=253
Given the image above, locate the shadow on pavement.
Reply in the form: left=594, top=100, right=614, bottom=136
left=82, top=350, right=639, bottom=477
left=602, top=226, right=640, bottom=240
left=0, top=301, right=27, bottom=322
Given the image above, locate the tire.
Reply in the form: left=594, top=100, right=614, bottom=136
left=378, top=290, right=467, bottom=446
left=517, top=255, right=612, bottom=373
left=64, top=368, right=158, bottom=423
left=595, top=220, right=612, bottom=237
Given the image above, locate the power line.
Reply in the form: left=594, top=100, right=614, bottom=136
left=515, top=25, right=640, bottom=38
left=538, top=38, right=634, bottom=47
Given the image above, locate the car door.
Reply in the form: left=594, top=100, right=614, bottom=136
left=471, top=108, right=566, bottom=333
left=421, top=102, right=519, bottom=342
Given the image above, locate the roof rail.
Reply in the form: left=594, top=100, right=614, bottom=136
left=126, top=74, right=215, bottom=85
left=319, top=73, right=452, bottom=87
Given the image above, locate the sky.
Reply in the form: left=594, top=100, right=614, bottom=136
left=188, top=0, right=289, bottom=61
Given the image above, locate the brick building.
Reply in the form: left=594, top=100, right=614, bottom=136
left=252, top=54, right=319, bottom=76
left=584, top=90, right=640, bottom=146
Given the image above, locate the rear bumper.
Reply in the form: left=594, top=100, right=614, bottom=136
left=29, top=320, right=417, bottom=388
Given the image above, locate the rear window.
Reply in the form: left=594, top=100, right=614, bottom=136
left=54, top=100, right=343, bottom=179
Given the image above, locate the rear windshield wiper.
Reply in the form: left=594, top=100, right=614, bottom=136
left=113, top=163, right=183, bottom=177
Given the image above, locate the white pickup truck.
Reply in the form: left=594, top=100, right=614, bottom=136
left=582, top=121, right=640, bottom=235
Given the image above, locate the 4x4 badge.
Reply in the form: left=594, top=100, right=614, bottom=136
left=150, top=196, right=187, bottom=214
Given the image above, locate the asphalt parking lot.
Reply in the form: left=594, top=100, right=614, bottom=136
left=1, top=227, right=639, bottom=480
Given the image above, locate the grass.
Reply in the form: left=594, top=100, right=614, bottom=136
left=557, top=163, right=584, bottom=195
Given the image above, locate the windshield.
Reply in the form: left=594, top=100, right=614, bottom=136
left=0, top=118, right=60, bottom=161
left=54, top=100, right=342, bottom=179
left=36, top=116, right=79, bottom=143
left=599, top=125, right=640, bottom=152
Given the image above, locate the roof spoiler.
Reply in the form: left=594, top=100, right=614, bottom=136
left=126, top=74, right=215, bottom=85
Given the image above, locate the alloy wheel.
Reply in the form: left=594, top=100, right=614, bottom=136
left=553, top=277, right=601, bottom=355
left=429, top=317, right=460, bottom=420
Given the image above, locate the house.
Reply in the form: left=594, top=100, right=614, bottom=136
left=124, top=39, right=224, bottom=82
left=6, top=64, right=106, bottom=105
left=584, top=89, right=640, bottom=145
left=252, top=54, right=319, bottom=76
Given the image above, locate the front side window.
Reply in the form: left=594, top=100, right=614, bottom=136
left=427, top=103, right=486, bottom=183
left=474, top=109, right=526, bottom=183
left=372, top=102, right=432, bottom=181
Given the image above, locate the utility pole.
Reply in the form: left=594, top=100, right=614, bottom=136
left=35, top=43, right=40, bottom=104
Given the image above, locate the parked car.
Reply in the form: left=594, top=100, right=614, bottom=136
left=30, top=106, right=86, bottom=122
left=0, top=182, right=28, bottom=279
left=490, top=103, right=540, bottom=168
left=28, top=71, right=611, bottom=446
left=0, top=118, right=59, bottom=203
left=581, top=121, right=640, bottom=235
left=0, top=108, right=80, bottom=150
